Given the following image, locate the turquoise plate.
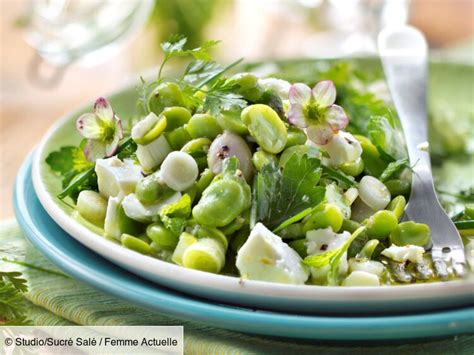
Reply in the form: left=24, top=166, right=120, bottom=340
left=14, top=154, right=474, bottom=340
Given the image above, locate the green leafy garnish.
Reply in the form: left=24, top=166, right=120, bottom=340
left=367, top=115, right=406, bottom=161
left=321, top=165, right=358, bottom=188
left=256, top=153, right=325, bottom=230
left=379, top=158, right=410, bottom=182
left=0, top=271, right=30, bottom=324
left=159, top=194, right=192, bottom=236
left=303, top=226, right=365, bottom=285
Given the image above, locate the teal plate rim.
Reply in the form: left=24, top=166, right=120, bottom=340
left=14, top=153, right=474, bottom=340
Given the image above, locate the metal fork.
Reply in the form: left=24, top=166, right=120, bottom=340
left=378, top=25, right=466, bottom=279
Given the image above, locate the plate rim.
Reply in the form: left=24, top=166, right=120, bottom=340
left=15, top=153, right=474, bottom=340
left=30, top=63, right=474, bottom=313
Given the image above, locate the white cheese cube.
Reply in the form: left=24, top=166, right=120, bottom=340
left=95, top=157, right=142, bottom=198
left=381, top=244, right=425, bottom=263
left=236, top=223, right=309, bottom=285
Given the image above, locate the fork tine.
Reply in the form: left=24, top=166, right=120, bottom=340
left=450, top=247, right=467, bottom=278
left=431, top=247, right=449, bottom=280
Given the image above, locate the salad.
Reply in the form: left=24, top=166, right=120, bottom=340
left=45, top=36, right=474, bottom=287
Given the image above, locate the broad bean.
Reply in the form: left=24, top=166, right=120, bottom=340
left=241, top=104, right=287, bottom=154
left=285, top=127, right=307, bottom=148
left=193, top=157, right=252, bottom=227
left=164, top=126, right=192, bottom=150
left=364, top=210, right=398, bottom=239
left=135, top=172, right=173, bottom=203
left=339, top=158, right=364, bottom=177
left=121, top=233, right=151, bottom=255
left=389, top=221, right=431, bottom=246
left=77, top=190, right=107, bottom=226
left=387, top=195, right=406, bottom=220
left=146, top=223, right=179, bottom=250
left=303, top=203, right=344, bottom=233
left=207, top=132, right=253, bottom=181
left=385, top=179, right=411, bottom=197
left=181, top=138, right=211, bottom=171
left=354, top=135, right=388, bottom=177
left=216, top=108, right=248, bottom=135
left=147, top=82, right=185, bottom=115
left=162, top=106, right=191, bottom=131
left=252, top=149, right=277, bottom=171
left=186, top=113, right=222, bottom=139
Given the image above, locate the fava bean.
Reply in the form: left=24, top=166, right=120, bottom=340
left=285, top=127, right=307, bottom=148
left=279, top=223, right=305, bottom=239
left=356, top=239, right=380, bottom=259
left=193, top=157, right=251, bottom=227
left=303, top=203, right=344, bottom=233
left=135, top=172, right=173, bottom=204
left=229, top=72, right=258, bottom=91
left=207, top=132, right=253, bottom=181
left=164, top=126, right=192, bottom=150
left=196, top=168, right=215, bottom=195
left=385, top=179, right=411, bottom=197
left=389, top=221, right=431, bottom=247
left=252, top=149, right=277, bottom=171
left=364, top=210, right=398, bottom=239
left=339, top=158, right=365, bottom=177
left=181, top=138, right=211, bottom=164
left=216, top=108, right=248, bottom=135
left=77, top=190, right=107, bottom=226
left=288, top=239, right=307, bottom=258
left=162, top=106, right=191, bottom=131
left=241, top=104, right=287, bottom=154
left=146, top=223, right=178, bottom=249
left=186, top=113, right=222, bottom=139
left=387, top=195, right=406, bottom=220
left=147, top=82, right=185, bottom=115
left=121, top=233, right=151, bottom=254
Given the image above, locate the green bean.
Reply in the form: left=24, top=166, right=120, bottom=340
left=193, top=157, right=251, bottom=227
left=216, top=108, right=248, bottom=135
left=285, top=127, right=307, bottom=148
left=186, top=113, right=223, bottom=139
left=121, top=233, right=151, bottom=255
left=147, top=82, right=185, bottom=115
left=389, top=221, right=431, bottom=246
left=387, top=195, right=406, bottom=220
left=241, top=104, right=288, bottom=154
left=76, top=190, right=107, bottom=226
left=303, top=203, right=344, bottom=233
left=364, top=210, right=398, bottom=239
left=287, top=239, right=307, bottom=258
left=384, top=179, right=411, bottom=197
left=161, top=106, right=191, bottom=131
left=252, top=149, right=277, bottom=171
left=339, top=158, right=364, bottom=177
left=164, top=126, right=192, bottom=150
left=341, top=219, right=361, bottom=233
left=146, top=223, right=179, bottom=250
left=354, top=135, right=387, bottom=177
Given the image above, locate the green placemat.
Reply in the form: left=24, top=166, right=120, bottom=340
left=1, top=219, right=473, bottom=354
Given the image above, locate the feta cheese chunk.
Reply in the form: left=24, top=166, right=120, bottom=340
left=122, top=192, right=181, bottom=223
left=305, top=228, right=350, bottom=283
left=342, top=271, right=380, bottom=286
left=236, top=223, right=309, bottom=285
left=95, top=157, right=142, bottom=198
left=381, top=244, right=425, bottom=263
left=322, top=131, right=362, bottom=166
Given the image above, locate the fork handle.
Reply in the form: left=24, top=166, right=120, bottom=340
left=378, top=27, right=434, bottom=187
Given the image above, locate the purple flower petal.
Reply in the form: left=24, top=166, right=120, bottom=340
left=325, top=104, right=349, bottom=131
left=312, top=80, right=336, bottom=108
left=287, top=103, right=308, bottom=128
left=306, top=123, right=335, bottom=145
left=84, top=139, right=107, bottom=162
left=76, top=113, right=102, bottom=139
left=289, top=83, right=311, bottom=105
left=93, top=97, right=114, bottom=123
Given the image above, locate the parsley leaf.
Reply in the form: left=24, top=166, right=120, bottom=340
left=159, top=194, right=192, bottom=236
left=321, top=165, right=358, bottom=188
left=256, top=153, right=326, bottom=230
left=303, top=226, right=365, bottom=285
left=379, top=158, right=410, bottom=182
left=0, top=271, right=30, bottom=324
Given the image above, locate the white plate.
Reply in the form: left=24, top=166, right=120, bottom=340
left=32, top=70, right=474, bottom=315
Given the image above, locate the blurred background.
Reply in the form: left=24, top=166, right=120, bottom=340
left=1, top=0, right=473, bottom=218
